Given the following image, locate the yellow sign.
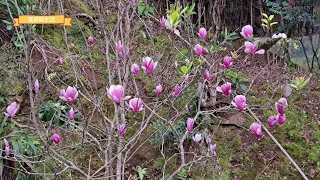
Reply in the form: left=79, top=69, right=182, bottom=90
left=13, top=15, right=72, bottom=26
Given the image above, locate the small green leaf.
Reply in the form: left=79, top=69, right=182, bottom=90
left=170, top=4, right=175, bottom=12
left=171, top=11, right=180, bottom=24
left=180, top=66, right=188, bottom=75
left=148, top=7, right=155, bottom=16
left=187, top=61, right=193, bottom=70
left=189, top=3, right=195, bottom=12
left=290, top=84, right=298, bottom=89
left=2, top=20, right=12, bottom=25
left=261, top=13, right=269, bottom=18
left=137, top=6, right=145, bottom=16
left=232, top=77, right=236, bottom=83
left=239, top=84, right=249, bottom=92
left=269, top=15, right=274, bottom=21
left=270, top=22, right=278, bottom=26
left=180, top=7, right=188, bottom=15
left=261, top=19, right=269, bottom=24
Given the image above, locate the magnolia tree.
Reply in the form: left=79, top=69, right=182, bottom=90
left=1, top=1, right=308, bottom=179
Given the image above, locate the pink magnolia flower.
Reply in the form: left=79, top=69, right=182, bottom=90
left=250, top=123, right=263, bottom=138
left=244, top=41, right=265, bottom=55
left=69, top=107, right=75, bottom=120
left=277, top=114, right=286, bottom=125
left=202, top=48, right=208, bottom=55
left=128, top=98, right=144, bottom=112
left=216, top=82, right=232, bottom=96
left=194, top=44, right=203, bottom=56
left=51, top=133, right=61, bottom=144
left=60, top=86, right=79, bottom=103
left=189, top=146, right=193, bottom=152
left=278, top=33, right=287, bottom=38
left=209, top=144, right=216, bottom=152
left=155, top=85, right=163, bottom=95
left=58, top=57, right=63, bottom=65
left=184, top=74, right=189, bottom=82
left=223, top=56, right=233, bottom=69
left=240, top=25, right=253, bottom=38
left=232, top=95, right=247, bottom=111
left=4, top=139, right=9, bottom=147
left=118, top=124, right=126, bottom=137
left=198, top=27, right=207, bottom=40
left=186, top=118, right=194, bottom=132
left=275, top=98, right=288, bottom=115
left=193, top=134, right=202, bottom=143
left=107, top=85, right=126, bottom=104
left=88, top=36, right=94, bottom=45
left=4, top=102, right=20, bottom=118
left=131, top=64, right=140, bottom=74
left=172, top=85, right=180, bottom=98
left=184, top=104, right=189, bottom=112
left=5, top=146, right=9, bottom=156
left=160, top=17, right=166, bottom=28
left=204, top=69, right=212, bottom=81
left=124, top=47, right=130, bottom=59
left=115, top=41, right=123, bottom=54
left=4, top=139, right=9, bottom=156
left=268, top=115, right=277, bottom=127
left=34, top=79, right=39, bottom=93
left=132, top=0, right=137, bottom=4
left=272, top=33, right=287, bottom=39
left=141, top=57, right=157, bottom=75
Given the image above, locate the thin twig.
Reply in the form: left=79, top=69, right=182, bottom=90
left=248, top=108, right=309, bottom=180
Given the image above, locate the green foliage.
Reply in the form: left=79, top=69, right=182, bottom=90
left=0, top=0, right=37, bottom=51
left=209, top=45, right=226, bottom=54
left=135, top=166, right=148, bottom=180
left=225, top=70, right=251, bottom=92
left=261, top=13, right=278, bottom=30
left=38, top=101, right=73, bottom=126
left=149, top=120, right=186, bottom=148
left=0, top=0, right=38, bottom=17
left=289, top=74, right=312, bottom=91
left=11, top=134, right=42, bottom=156
left=220, top=28, right=240, bottom=42
left=154, top=35, right=170, bottom=50
left=178, top=167, right=187, bottom=180
left=210, top=28, right=239, bottom=52
left=137, top=1, right=155, bottom=16
left=265, top=0, right=320, bottom=33
left=0, top=116, right=42, bottom=169
left=265, top=0, right=288, bottom=15
left=165, top=2, right=196, bottom=29
left=179, top=61, right=193, bottom=75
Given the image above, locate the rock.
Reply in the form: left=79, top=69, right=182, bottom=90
left=282, top=84, right=293, bottom=97
left=288, top=34, right=320, bottom=72
left=258, top=34, right=320, bottom=72
left=268, top=38, right=287, bottom=59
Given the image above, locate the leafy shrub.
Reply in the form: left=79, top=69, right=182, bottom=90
left=38, top=101, right=70, bottom=126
